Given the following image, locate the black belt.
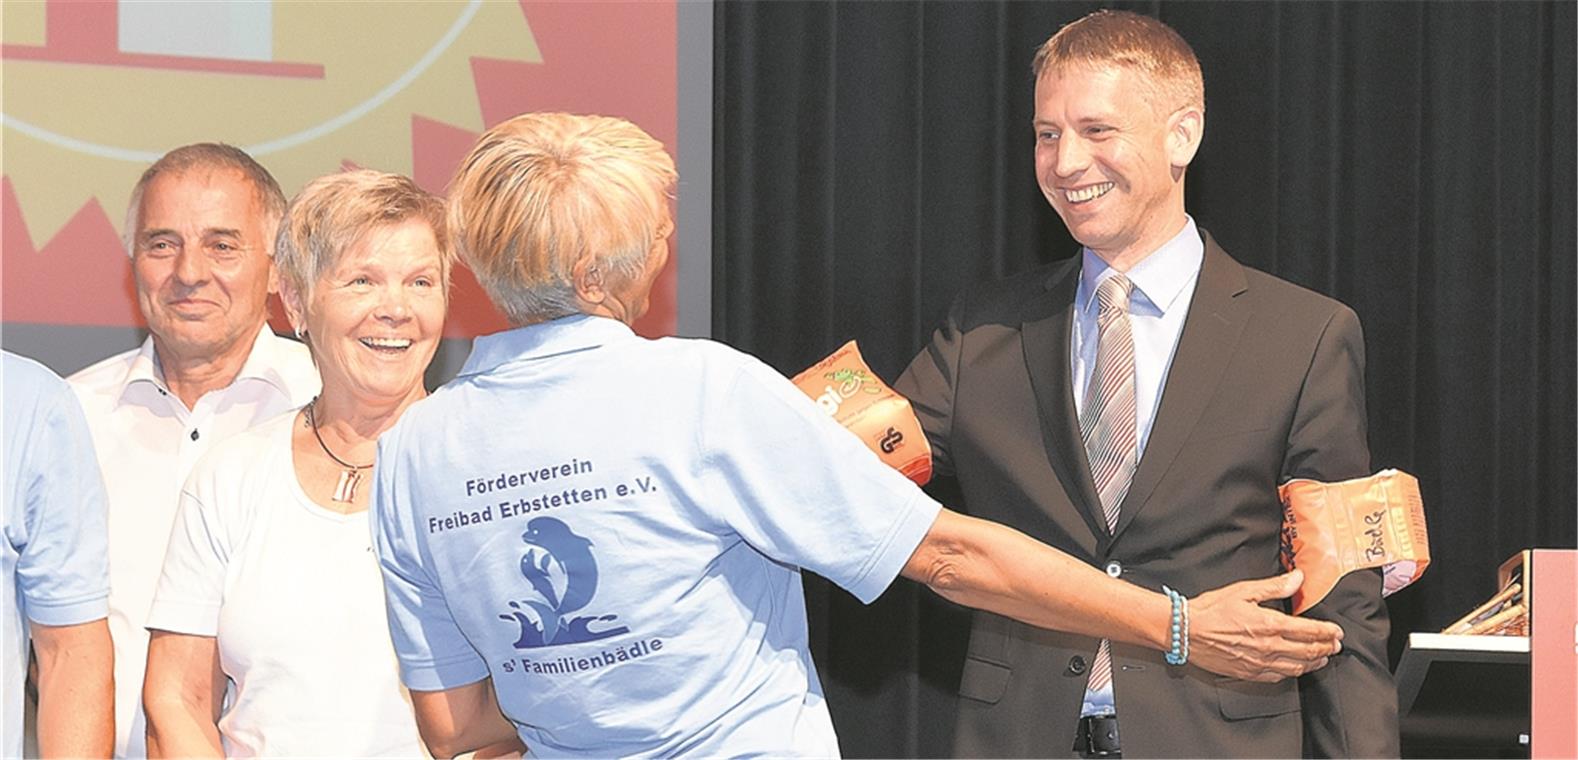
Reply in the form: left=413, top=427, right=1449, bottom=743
left=1075, top=714, right=1122, bottom=758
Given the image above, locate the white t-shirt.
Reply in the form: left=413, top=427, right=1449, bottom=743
left=373, top=316, right=941, bottom=758
left=148, top=412, right=425, bottom=758
left=69, top=326, right=319, bottom=757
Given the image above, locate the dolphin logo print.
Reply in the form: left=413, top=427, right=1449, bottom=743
left=499, top=516, right=628, bottom=648
left=521, top=517, right=597, bottom=613
left=520, top=548, right=562, bottom=609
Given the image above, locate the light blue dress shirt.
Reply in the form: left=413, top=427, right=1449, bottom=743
left=1071, top=217, right=1205, bottom=455
left=1070, top=217, right=1204, bottom=717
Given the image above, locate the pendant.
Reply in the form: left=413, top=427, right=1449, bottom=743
left=333, top=468, right=362, bottom=503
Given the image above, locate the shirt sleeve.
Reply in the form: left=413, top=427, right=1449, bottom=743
left=15, top=379, right=109, bottom=627
left=371, top=422, right=491, bottom=692
left=696, top=357, right=942, bottom=605
left=146, top=459, right=236, bottom=637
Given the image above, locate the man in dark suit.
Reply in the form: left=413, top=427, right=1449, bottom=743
left=896, top=10, right=1397, bottom=758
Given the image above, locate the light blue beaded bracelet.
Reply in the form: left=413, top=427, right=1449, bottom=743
left=1162, top=585, right=1189, bottom=666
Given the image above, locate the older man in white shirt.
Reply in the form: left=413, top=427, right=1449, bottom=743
left=68, top=143, right=319, bottom=758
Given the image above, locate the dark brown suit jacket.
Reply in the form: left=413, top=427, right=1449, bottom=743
left=896, top=230, right=1398, bottom=758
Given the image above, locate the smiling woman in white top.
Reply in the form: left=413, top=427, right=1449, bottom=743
left=139, top=170, right=490, bottom=757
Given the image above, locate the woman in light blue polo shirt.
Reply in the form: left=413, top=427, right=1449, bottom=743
left=370, top=112, right=1346, bottom=758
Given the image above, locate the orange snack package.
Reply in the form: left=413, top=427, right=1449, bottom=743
left=1278, top=469, right=1431, bottom=614
left=792, top=341, right=933, bottom=486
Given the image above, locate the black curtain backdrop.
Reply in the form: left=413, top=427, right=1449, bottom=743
left=714, top=1, right=1576, bottom=757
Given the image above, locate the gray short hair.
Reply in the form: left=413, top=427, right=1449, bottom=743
left=122, top=143, right=287, bottom=257
left=447, top=112, right=677, bottom=325
left=274, top=169, right=453, bottom=307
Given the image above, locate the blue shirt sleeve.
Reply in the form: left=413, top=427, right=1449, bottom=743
left=371, top=421, right=491, bottom=692
left=696, top=357, right=942, bottom=604
left=10, top=359, right=110, bottom=626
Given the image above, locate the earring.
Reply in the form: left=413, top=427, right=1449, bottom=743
left=294, top=326, right=306, bottom=340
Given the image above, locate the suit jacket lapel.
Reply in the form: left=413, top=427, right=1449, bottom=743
left=1022, top=260, right=1109, bottom=540
left=1112, top=231, right=1249, bottom=540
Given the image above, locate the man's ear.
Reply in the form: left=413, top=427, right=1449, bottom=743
left=278, top=275, right=305, bottom=336
left=1168, top=106, right=1205, bottom=169
left=266, top=257, right=280, bottom=295
left=572, top=256, right=607, bottom=306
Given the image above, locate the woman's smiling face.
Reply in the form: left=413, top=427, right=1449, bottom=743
left=300, top=218, right=448, bottom=406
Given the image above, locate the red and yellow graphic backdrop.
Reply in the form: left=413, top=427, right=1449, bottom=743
left=2, top=0, right=679, bottom=339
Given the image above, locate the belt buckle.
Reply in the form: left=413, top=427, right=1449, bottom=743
left=1076, top=714, right=1122, bottom=758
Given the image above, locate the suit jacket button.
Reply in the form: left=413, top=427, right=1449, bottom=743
left=1105, top=560, right=1122, bottom=578
left=1068, top=655, right=1088, bottom=675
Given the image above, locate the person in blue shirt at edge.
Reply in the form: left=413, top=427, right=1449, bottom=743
left=3, top=351, right=115, bottom=759
left=370, top=112, right=1344, bottom=758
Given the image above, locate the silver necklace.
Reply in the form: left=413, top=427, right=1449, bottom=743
left=305, top=397, right=373, bottom=503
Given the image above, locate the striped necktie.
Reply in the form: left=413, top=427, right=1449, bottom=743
left=1080, top=273, right=1137, bottom=697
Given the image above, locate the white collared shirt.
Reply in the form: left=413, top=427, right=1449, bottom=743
left=68, top=325, right=318, bottom=758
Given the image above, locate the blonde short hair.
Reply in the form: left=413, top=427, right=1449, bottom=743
left=274, top=169, right=452, bottom=304
left=447, top=112, right=677, bottom=325
left=123, top=142, right=287, bottom=257
left=1033, top=9, right=1205, bottom=115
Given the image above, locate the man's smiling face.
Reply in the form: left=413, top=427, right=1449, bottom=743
left=131, top=168, right=276, bottom=363
left=1033, top=64, right=1198, bottom=265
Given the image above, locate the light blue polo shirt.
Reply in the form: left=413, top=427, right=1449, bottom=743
left=3, top=352, right=110, bottom=759
left=372, top=315, right=941, bottom=758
